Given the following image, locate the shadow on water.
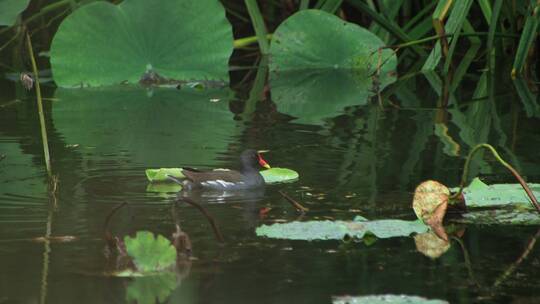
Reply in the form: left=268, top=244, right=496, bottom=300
left=1, top=63, right=540, bottom=303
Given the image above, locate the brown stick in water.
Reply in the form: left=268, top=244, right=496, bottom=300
left=279, top=190, right=309, bottom=213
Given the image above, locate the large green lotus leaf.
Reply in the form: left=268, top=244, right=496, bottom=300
left=270, top=69, right=371, bottom=125
left=333, top=295, right=448, bottom=304
left=460, top=178, right=540, bottom=210
left=126, top=273, right=177, bottom=304
left=124, top=231, right=176, bottom=273
left=50, top=0, right=233, bottom=87
left=256, top=217, right=428, bottom=241
left=268, top=10, right=396, bottom=124
left=52, top=87, right=235, bottom=167
left=0, top=0, right=30, bottom=26
left=270, top=10, right=396, bottom=73
left=144, top=167, right=299, bottom=184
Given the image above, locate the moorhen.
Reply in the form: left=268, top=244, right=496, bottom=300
left=168, top=149, right=271, bottom=191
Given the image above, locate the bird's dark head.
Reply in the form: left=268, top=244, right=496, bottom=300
left=240, top=149, right=271, bottom=170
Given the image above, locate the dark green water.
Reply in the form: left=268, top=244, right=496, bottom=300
left=0, top=73, right=539, bottom=304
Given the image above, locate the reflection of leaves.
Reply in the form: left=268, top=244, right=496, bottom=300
left=333, top=295, right=448, bottom=304
left=50, top=0, right=233, bottom=87
left=126, top=272, right=177, bottom=304
left=270, top=69, right=371, bottom=125
left=124, top=231, right=176, bottom=273
left=256, top=216, right=428, bottom=241
left=52, top=87, right=234, bottom=167
left=414, top=231, right=450, bottom=259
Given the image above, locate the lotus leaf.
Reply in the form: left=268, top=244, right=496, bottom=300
left=0, top=0, right=30, bottom=26
left=256, top=217, right=428, bottom=241
left=269, top=10, right=397, bottom=124
left=260, top=167, right=299, bottom=184
left=460, top=178, right=540, bottom=209
left=333, top=295, right=448, bottom=304
left=455, top=209, right=540, bottom=225
left=124, top=231, right=176, bottom=272
left=50, top=0, right=233, bottom=87
left=146, top=168, right=185, bottom=182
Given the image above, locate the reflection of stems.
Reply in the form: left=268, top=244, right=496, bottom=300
left=39, top=210, right=53, bottom=304
left=25, top=32, right=52, bottom=177
left=278, top=190, right=309, bottom=213
left=493, top=228, right=540, bottom=288
left=103, top=202, right=127, bottom=250
left=452, top=237, right=482, bottom=289
left=451, top=143, right=540, bottom=213
left=176, top=198, right=224, bottom=243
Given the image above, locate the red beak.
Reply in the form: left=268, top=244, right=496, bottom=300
left=258, top=154, right=271, bottom=169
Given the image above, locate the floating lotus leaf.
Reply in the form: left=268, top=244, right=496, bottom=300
left=0, top=0, right=30, bottom=26
left=50, top=0, right=233, bottom=87
left=269, top=10, right=397, bottom=125
left=260, top=168, right=299, bottom=184
left=256, top=216, right=428, bottom=241
left=145, top=167, right=299, bottom=184
left=124, top=231, right=176, bottom=273
left=333, top=295, right=448, bottom=304
left=460, top=177, right=540, bottom=210
left=455, top=209, right=540, bottom=225
left=412, top=180, right=450, bottom=222
left=146, top=168, right=185, bottom=182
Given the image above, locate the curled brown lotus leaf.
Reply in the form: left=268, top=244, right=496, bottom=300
left=414, top=231, right=450, bottom=259
left=412, top=180, right=450, bottom=222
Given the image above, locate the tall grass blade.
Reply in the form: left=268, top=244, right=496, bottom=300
left=511, top=1, right=540, bottom=77
left=320, top=0, right=343, bottom=13
left=444, top=19, right=478, bottom=74
left=346, top=0, right=426, bottom=56
left=25, top=33, right=51, bottom=177
left=300, top=0, right=310, bottom=10
left=245, top=0, right=270, bottom=54
left=422, top=0, right=474, bottom=71
left=512, top=77, right=540, bottom=117
left=476, top=0, right=492, bottom=23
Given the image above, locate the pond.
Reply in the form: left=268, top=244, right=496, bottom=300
left=0, top=71, right=539, bottom=304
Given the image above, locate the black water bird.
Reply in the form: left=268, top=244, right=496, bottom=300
left=168, top=149, right=270, bottom=191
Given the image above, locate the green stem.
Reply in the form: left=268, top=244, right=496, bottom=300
left=452, top=143, right=540, bottom=213
left=25, top=33, right=52, bottom=177
left=244, top=0, right=270, bottom=54
left=234, top=34, right=272, bottom=48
